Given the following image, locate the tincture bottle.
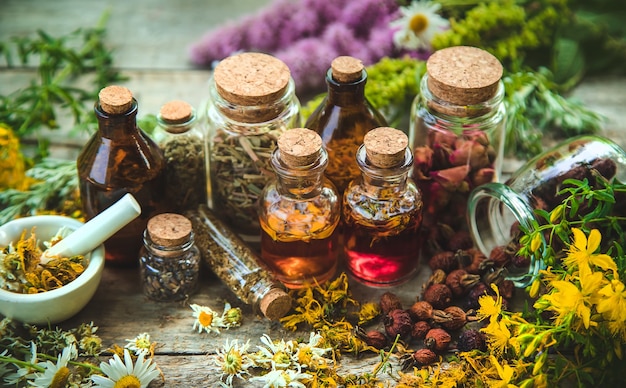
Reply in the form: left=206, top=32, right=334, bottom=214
left=139, top=213, right=201, bottom=301
left=185, top=205, right=293, bottom=321
left=409, top=46, right=505, bottom=254
left=343, top=127, right=423, bottom=287
left=77, top=86, right=168, bottom=266
left=206, top=52, right=300, bottom=244
left=258, top=128, right=340, bottom=288
left=304, top=56, right=388, bottom=196
left=154, top=100, right=207, bottom=212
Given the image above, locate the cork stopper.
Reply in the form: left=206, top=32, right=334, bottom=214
left=331, top=56, right=364, bottom=83
left=147, top=213, right=193, bottom=247
left=277, top=128, right=323, bottom=167
left=259, top=287, right=292, bottom=321
left=363, top=127, right=408, bottom=168
left=214, top=52, right=290, bottom=106
left=426, top=46, right=503, bottom=106
left=160, top=100, right=193, bottom=124
left=99, top=85, right=133, bottom=114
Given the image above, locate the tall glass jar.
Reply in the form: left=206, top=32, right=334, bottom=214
left=139, top=213, right=201, bottom=301
left=409, top=46, right=505, bottom=254
left=206, top=52, right=300, bottom=245
left=154, top=100, right=207, bottom=212
left=343, top=127, right=423, bottom=287
left=77, top=86, right=168, bottom=266
left=304, top=56, right=387, bottom=196
left=468, top=135, right=626, bottom=287
left=258, top=128, right=341, bottom=288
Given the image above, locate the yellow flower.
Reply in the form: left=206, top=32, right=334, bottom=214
left=597, top=279, right=626, bottom=325
left=481, top=319, right=511, bottom=356
left=563, top=228, right=616, bottom=276
left=541, top=271, right=603, bottom=329
left=477, top=284, right=502, bottom=323
left=488, top=355, right=517, bottom=388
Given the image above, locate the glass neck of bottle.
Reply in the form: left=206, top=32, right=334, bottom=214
left=271, top=148, right=329, bottom=199
left=157, top=109, right=198, bottom=135
left=143, top=229, right=195, bottom=258
left=326, top=69, right=367, bottom=106
left=95, top=100, right=139, bottom=137
left=355, top=145, right=413, bottom=198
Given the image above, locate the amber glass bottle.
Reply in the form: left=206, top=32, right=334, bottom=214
left=304, top=56, right=387, bottom=196
left=259, top=128, right=340, bottom=288
left=77, top=86, right=168, bottom=266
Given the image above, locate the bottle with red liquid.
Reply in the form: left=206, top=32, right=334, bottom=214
left=77, top=86, right=168, bottom=266
left=258, top=128, right=340, bottom=288
left=343, top=127, right=423, bottom=287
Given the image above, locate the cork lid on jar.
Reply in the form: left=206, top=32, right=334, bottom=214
left=277, top=128, right=323, bottom=167
left=99, top=85, right=134, bottom=114
left=363, top=127, right=409, bottom=168
left=426, top=46, right=503, bottom=106
left=331, top=56, right=364, bottom=83
left=160, top=100, right=193, bottom=124
left=260, top=287, right=293, bottom=321
left=147, top=213, right=193, bottom=247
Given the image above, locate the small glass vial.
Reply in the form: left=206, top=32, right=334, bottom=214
left=468, top=135, right=626, bottom=287
left=304, top=56, right=388, bottom=196
left=154, top=100, right=207, bottom=212
left=409, top=46, right=505, bottom=252
left=185, top=205, right=293, bottom=321
left=343, top=127, right=423, bottom=287
left=139, top=213, right=200, bottom=301
left=77, top=86, right=168, bottom=266
left=206, top=52, right=301, bottom=244
left=259, top=128, right=341, bottom=288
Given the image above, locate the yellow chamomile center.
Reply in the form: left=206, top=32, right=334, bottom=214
left=199, top=310, right=214, bottom=327
left=50, top=366, right=71, bottom=388
left=113, top=374, right=142, bottom=388
left=409, top=13, right=429, bottom=35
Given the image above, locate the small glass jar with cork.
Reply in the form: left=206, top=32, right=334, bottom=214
left=343, top=127, right=423, bottom=287
left=139, top=213, right=201, bottom=301
left=409, top=46, right=506, bottom=254
left=205, top=52, right=301, bottom=244
left=258, top=128, right=341, bottom=288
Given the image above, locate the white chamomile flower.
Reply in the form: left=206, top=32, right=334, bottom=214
left=249, top=365, right=312, bottom=388
left=125, top=332, right=153, bottom=356
left=390, top=0, right=449, bottom=51
left=190, top=303, right=224, bottom=334
left=91, top=349, right=160, bottom=388
left=3, top=342, right=38, bottom=385
left=215, top=338, right=254, bottom=388
left=0, top=350, right=12, bottom=378
left=294, top=332, right=332, bottom=369
left=220, top=302, right=243, bottom=328
left=28, top=344, right=76, bottom=388
left=254, top=334, right=296, bottom=369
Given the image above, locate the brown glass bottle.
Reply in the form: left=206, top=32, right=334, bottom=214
left=77, top=86, right=168, bottom=266
left=304, top=56, right=388, bottom=196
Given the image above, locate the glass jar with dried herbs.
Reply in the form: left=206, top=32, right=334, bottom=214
left=258, top=128, right=341, bottom=288
left=409, top=46, right=506, bottom=254
left=343, top=127, right=423, bottom=287
left=139, top=213, right=200, bottom=301
left=77, top=86, right=169, bottom=266
left=304, top=56, right=387, bottom=196
left=206, top=52, right=300, bottom=245
left=154, top=100, right=207, bottom=212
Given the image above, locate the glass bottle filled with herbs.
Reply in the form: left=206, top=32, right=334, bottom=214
left=154, top=100, right=207, bottom=212
left=343, top=127, right=423, bottom=287
left=206, top=52, right=300, bottom=245
left=304, top=56, right=387, bottom=196
left=77, top=86, right=168, bottom=266
left=258, top=128, right=341, bottom=288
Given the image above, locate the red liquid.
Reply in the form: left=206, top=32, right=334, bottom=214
left=260, top=231, right=339, bottom=289
left=343, top=221, right=421, bottom=287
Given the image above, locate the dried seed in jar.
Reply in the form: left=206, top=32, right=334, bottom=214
left=422, top=283, right=452, bottom=309
left=379, top=292, right=403, bottom=315
left=424, top=328, right=452, bottom=353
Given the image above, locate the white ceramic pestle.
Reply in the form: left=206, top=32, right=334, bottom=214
left=41, top=193, right=141, bottom=262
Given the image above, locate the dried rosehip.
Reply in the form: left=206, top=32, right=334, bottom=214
left=424, top=328, right=452, bottom=352
left=464, top=282, right=491, bottom=310
left=422, top=283, right=452, bottom=309
left=384, top=309, right=413, bottom=341
left=440, top=306, right=469, bottom=331
left=362, top=330, right=388, bottom=349
left=445, top=269, right=480, bottom=297
left=411, top=320, right=432, bottom=340
left=428, top=251, right=458, bottom=273
left=457, top=329, right=487, bottom=352
left=379, top=292, right=403, bottom=315
left=462, top=248, right=493, bottom=274
left=489, top=245, right=511, bottom=268
left=408, top=300, right=434, bottom=321
left=498, top=279, right=515, bottom=300
left=412, top=348, right=438, bottom=366
left=447, top=230, right=473, bottom=252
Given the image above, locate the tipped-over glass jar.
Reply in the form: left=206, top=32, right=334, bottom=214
left=205, top=52, right=300, bottom=244
left=410, top=46, right=505, bottom=254
left=468, top=135, right=626, bottom=287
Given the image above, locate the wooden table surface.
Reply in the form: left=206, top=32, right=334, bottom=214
left=3, top=1, right=626, bottom=387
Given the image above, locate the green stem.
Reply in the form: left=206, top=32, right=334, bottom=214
left=0, top=355, right=45, bottom=372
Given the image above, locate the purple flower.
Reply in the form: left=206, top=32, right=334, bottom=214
left=189, top=22, right=248, bottom=65
left=339, top=0, right=399, bottom=38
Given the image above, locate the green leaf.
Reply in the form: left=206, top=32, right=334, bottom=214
left=552, top=38, right=585, bottom=89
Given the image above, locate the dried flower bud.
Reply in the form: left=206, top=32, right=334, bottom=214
left=408, top=300, right=434, bottom=321
left=470, top=167, right=495, bottom=186
left=445, top=269, right=480, bottom=297
left=424, top=328, right=452, bottom=352
left=413, top=146, right=434, bottom=179
left=411, top=320, right=432, bottom=340
left=457, top=329, right=487, bottom=352
left=428, top=251, right=458, bottom=273
left=430, top=165, right=470, bottom=192
left=422, top=283, right=452, bottom=309
left=379, top=292, right=403, bottom=315
left=384, top=309, right=413, bottom=341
